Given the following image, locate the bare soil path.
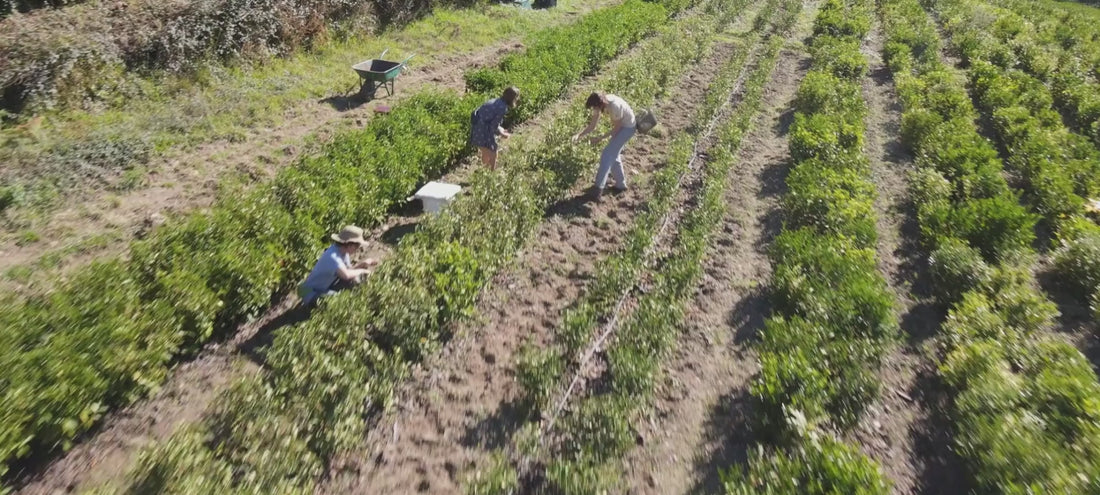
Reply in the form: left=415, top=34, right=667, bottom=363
left=616, top=5, right=816, bottom=493
left=0, top=0, right=611, bottom=295
left=319, top=37, right=746, bottom=495
left=841, top=19, right=966, bottom=495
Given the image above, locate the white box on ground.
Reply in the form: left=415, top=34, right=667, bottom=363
left=412, top=181, right=462, bottom=213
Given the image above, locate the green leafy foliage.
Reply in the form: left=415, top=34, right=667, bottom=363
left=0, top=2, right=671, bottom=480
left=721, top=438, right=891, bottom=494
left=1053, top=230, right=1100, bottom=301
left=880, top=0, right=1100, bottom=490
left=730, top=0, right=896, bottom=488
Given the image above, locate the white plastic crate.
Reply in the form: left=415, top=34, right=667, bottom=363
left=411, top=181, right=462, bottom=213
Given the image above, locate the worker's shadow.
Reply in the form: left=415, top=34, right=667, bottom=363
left=547, top=190, right=595, bottom=218
left=236, top=304, right=311, bottom=366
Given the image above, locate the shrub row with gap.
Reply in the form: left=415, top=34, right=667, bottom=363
left=515, top=2, right=763, bottom=414
left=464, top=3, right=779, bottom=492
left=0, top=1, right=671, bottom=484
left=880, top=0, right=1100, bottom=490
left=106, top=2, right=752, bottom=493
left=532, top=8, right=804, bottom=493
left=721, top=0, right=895, bottom=491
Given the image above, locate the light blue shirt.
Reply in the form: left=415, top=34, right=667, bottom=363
left=300, top=244, right=350, bottom=304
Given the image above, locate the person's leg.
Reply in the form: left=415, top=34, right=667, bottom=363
left=607, top=128, right=635, bottom=190
left=487, top=148, right=498, bottom=171
left=478, top=147, right=490, bottom=167
left=595, top=144, right=616, bottom=189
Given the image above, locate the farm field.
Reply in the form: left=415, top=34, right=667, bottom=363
left=4, top=0, right=1100, bottom=493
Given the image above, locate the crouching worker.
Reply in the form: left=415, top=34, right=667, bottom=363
left=572, top=91, right=636, bottom=201
left=298, top=225, right=377, bottom=308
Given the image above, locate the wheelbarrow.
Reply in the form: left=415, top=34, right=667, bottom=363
left=351, top=50, right=415, bottom=99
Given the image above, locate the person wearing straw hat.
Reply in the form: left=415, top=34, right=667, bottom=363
left=298, top=225, right=377, bottom=307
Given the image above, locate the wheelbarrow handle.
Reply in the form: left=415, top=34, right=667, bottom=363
left=400, top=54, right=416, bottom=66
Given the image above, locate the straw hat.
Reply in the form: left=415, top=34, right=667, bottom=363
left=331, top=225, right=367, bottom=245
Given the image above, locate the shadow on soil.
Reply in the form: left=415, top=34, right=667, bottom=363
left=728, top=287, right=769, bottom=345
left=547, top=189, right=596, bottom=219
left=461, top=399, right=530, bottom=451
left=687, top=389, right=755, bottom=495
left=380, top=222, right=420, bottom=246
left=236, top=303, right=311, bottom=366
left=909, top=369, right=970, bottom=495
left=320, top=88, right=390, bottom=112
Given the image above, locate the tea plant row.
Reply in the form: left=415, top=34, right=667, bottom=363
left=465, top=2, right=790, bottom=491
left=928, top=0, right=1100, bottom=324
left=519, top=5, right=805, bottom=493
left=880, top=0, right=1100, bottom=490
left=103, top=1, right=750, bottom=492
left=0, top=1, right=673, bottom=484
left=976, top=0, right=1100, bottom=150
left=721, top=0, right=896, bottom=491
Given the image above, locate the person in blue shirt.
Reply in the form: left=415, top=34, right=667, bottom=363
left=298, top=225, right=376, bottom=307
left=470, top=86, right=520, bottom=170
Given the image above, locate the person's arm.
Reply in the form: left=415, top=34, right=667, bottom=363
left=492, top=107, right=511, bottom=138
left=336, top=265, right=371, bottom=281
left=572, top=108, right=602, bottom=141
left=590, top=120, right=622, bottom=144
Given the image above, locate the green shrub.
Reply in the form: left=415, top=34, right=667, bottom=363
left=465, top=452, right=519, bottom=495
left=919, top=193, right=1038, bottom=262
left=789, top=113, right=863, bottom=162
left=770, top=230, right=897, bottom=340
left=794, top=71, right=865, bottom=117
left=810, top=37, right=868, bottom=79
left=908, top=167, right=953, bottom=205
left=515, top=345, right=565, bottom=413
left=721, top=437, right=891, bottom=494
left=1052, top=231, right=1100, bottom=301
left=812, top=0, right=871, bottom=40
left=783, top=160, right=877, bottom=245
left=928, top=238, right=994, bottom=306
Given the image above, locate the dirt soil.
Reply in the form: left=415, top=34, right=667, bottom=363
left=0, top=5, right=610, bottom=294
left=841, top=19, right=967, bottom=495
left=616, top=5, right=816, bottom=493
left=318, top=39, right=744, bottom=495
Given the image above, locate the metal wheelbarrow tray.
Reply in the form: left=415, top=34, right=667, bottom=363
left=352, top=49, right=414, bottom=98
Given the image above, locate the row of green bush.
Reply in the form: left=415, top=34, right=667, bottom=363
left=969, top=0, right=1100, bottom=148
left=930, top=0, right=1100, bottom=325
left=0, top=1, right=670, bottom=485
left=105, top=2, right=755, bottom=492
left=509, top=3, right=806, bottom=492
left=555, top=22, right=808, bottom=495
left=465, top=4, right=785, bottom=492
left=881, top=0, right=1100, bottom=491
left=722, top=0, right=894, bottom=491
left=514, top=1, right=764, bottom=416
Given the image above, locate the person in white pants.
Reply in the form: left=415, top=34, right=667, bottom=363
left=573, top=92, right=637, bottom=200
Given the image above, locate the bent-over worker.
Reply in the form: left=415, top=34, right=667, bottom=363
left=572, top=91, right=636, bottom=200
left=298, top=225, right=377, bottom=307
left=470, top=86, right=521, bottom=170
